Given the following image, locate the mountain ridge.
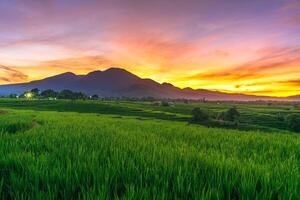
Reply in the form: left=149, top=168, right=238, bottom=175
left=0, top=67, right=299, bottom=101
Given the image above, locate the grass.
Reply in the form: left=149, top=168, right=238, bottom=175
left=0, top=98, right=299, bottom=132
left=0, top=99, right=300, bottom=199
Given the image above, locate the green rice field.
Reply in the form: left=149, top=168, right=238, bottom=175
left=0, top=99, right=300, bottom=199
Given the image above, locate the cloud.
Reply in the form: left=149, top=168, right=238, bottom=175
left=278, top=79, right=300, bottom=87
left=41, top=56, right=111, bottom=70
left=105, top=28, right=221, bottom=73
left=0, top=65, right=28, bottom=83
left=172, top=45, right=300, bottom=96
left=280, top=1, right=300, bottom=25
left=183, top=46, right=300, bottom=82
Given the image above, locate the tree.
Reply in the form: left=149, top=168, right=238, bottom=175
left=217, top=111, right=227, bottom=121
left=91, top=94, right=99, bottom=100
left=31, top=88, right=40, bottom=97
left=226, top=107, right=240, bottom=121
left=276, top=112, right=284, bottom=121
left=286, top=114, right=300, bottom=132
left=161, top=101, right=170, bottom=107
left=73, top=92, right=87, bottom=100
left=58, top=90, right=75, bottom=99
left=8, top=94, right=18, bottom=98
left=57, top=90, right=87, bottom=100
left=41, top=89, right=58, bottom=98
left=191, top=108, right=209, bottom=123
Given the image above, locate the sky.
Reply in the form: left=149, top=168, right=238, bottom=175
left=0, top=0, right=299, bottom=97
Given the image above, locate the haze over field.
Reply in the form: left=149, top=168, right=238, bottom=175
left=0, top=0, right=299, bottom=97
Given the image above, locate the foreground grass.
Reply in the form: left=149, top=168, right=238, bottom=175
left=0, top=109, right=300, bottom=199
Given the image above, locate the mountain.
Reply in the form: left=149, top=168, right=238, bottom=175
left=0, top=67, right=298, bottom=101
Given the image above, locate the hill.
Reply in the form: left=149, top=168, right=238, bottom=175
left=0, top=67, right=298, bottom=101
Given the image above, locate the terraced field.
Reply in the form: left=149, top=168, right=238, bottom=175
left=0, top=99, right=300, bottom=199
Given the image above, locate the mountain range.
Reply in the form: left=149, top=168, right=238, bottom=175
left=0, top=67, right=299, bottom=101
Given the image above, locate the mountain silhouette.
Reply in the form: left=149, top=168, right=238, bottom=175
left=0, top=67, right=298, bottom=101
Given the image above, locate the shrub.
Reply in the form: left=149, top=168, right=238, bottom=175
left=153, top=101, right=160, bottom=106
left=161, top=101, right=170, bottom=107
left=41, top=89, right=58, bottom=98
left=217, top=111, right=227, bottom=121
left=276, top=112, right=285, bottom=121
left=91, top=95, right=99, bottom=100
left=58, top=90, right=75, bottom=99
left=31, top=88, right=40, bottom=96
left=8, top=94, right=18, bottom=98
left=286, top=114, right=300, bottom=132
left=217, top=107, right=240, bottom=122
left=191, top=108, right=209, bottom=123
left=226, top=107, right=240, bottom=121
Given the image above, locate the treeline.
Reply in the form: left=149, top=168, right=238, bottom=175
left=190, top=107, right=240, bottom=125
left=190, top=107, right=300, bottom=133
left=9, top=89, right=180, bottom=101
left=9, top=88, right=99, bottom=100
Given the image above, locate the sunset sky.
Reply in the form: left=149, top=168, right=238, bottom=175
left=0, top=0, right=299, bottom=97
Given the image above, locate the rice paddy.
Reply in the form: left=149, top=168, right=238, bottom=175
left=0, top=99, right=300, bottom=199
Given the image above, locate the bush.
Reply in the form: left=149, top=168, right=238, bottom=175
left=91, top=94, right=99, bottom=100
left=41, top=89, right=58, bottom=98
left=153, top=101, right=161, bottom=106
left=31, top=88, right=40, bottom=96
left=217, top=107, right=240, bottom=122
left=226, top=107, right=240, bottom=121
left=161, top=101, right=170, bottom=107
left=56, top=90, right=87, bottom=100
left=217, top=111, right=227, bottom=121
left=276, top=112, right=285, bottom=121
left=8, top=94, right=18, bottom=98
left=58, top=90, right=75, bottom=99
left=191, top=108, right=209, bottom=123
left=286, top=114, right=300, bottom=132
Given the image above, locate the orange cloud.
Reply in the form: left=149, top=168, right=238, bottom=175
left=174, top=46, right=300, bottom=96
left=0, top=65, right=28, bottom=83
